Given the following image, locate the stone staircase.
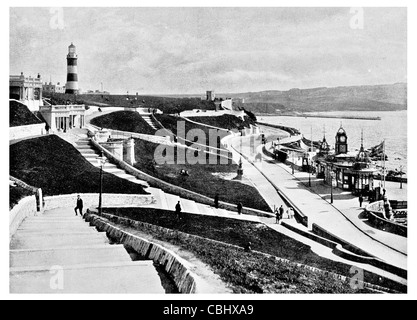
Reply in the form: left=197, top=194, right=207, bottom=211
left=75, top=139, right=150, bottom=188
left=10, top=207, right=165, bottom=294
left=141, top=114, right=159, bottom=130
left=74, top=138, right=260, bottom=223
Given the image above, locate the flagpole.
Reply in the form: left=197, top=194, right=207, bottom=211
left=383, top=139, right=386, bottom=190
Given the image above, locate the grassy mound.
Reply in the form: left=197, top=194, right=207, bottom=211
left=103, top=207, right=405, bottom=293
left=10, top=135, right=148, bottom=196
left=155, top=114, right=230, bottom=149
left=191, top=114, right=256, bottom=131
left=9, top=185, right=34, bottom=209
left=130, top=138, right=271, bottom=212
left=91, top=111, right=156, bottom=135
left=9, top=100, right=43, bottom=127
left=43, top=92, right=216, bottom=114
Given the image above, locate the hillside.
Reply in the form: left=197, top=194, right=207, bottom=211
left=9, top=100, right=43, bottom=127
left=10, top=135, right=148, bottom=196
left=91, top=111, right=156, bottom=135
left=43, top=92, right=216, bottom=114
left=226, top=83, right=407, bottom=113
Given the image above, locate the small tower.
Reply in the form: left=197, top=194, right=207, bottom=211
left=65, top=43, right=79, bottom=94
left=335, top=125, right=348, bottom=155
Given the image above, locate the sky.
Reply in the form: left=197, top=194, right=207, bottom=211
left=9, top=7, right=407, bottom=95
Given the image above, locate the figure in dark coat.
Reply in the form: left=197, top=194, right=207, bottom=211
left=237, top=202, right=243, bottom=215
left=175, top=201, right=182, bottom=220
left=74, top=195, right=83, bottom=217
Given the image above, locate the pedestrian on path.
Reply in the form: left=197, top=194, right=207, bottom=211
left=214, top=193, right=219, bottom=209
left=175, top=201, right=182, bottom=221
left=359, top=194, right=364, bottom=208
left=279, top=205, right=284, bottom=223
left=237, top=202, right=243, bottom=215
left=275, top=208, right=280, bottom=224
left=288, top=207, right=294, bottom=219
left=74, top=195, right=83, bottom=217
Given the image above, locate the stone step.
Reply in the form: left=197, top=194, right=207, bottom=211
left=102, top=168, right=125, bottom=174
left=10, top=233, right=109, bottom=250
left=10, top=261, right=165, bottom=294
left=76, top=145, right=93, bottom=150
left=10, top=244, right=132, bottom=268
left=103, top=164, right=118, bottom=169
left=16, top=228, right=98, bottom=236
left=114, top=173, right=138, bottom=180
left=79, top=149, right=97, bottom=154
left=83, top=153, right=99, bottom=158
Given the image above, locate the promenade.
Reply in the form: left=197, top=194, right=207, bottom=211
left=229, top=133, right=407, bottom=273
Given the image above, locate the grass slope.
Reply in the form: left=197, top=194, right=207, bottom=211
left=104, top=207, right=405, bottom=293
left=10, top=100, right=43, bottom=127
left=43, top=92, right=216, bottom=114
left=130, top=138, right=271, bottom=212
left=190, top=114, right=256, bottom=131
left=91, top=111, right=156, bottom=135
left=10, top=135, right=148, bottom=196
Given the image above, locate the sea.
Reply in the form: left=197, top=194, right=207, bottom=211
left=258, top=110, right=407, bottom=174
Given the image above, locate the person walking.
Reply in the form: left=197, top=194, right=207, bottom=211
left=214, top=194, right=219, bottom=209
left=175, top=201, right=182, bottom=221
left=275, top=208, right=280, bottom=224
left=74, top=195, right=83, bottom=217
left=288, top=207, right=294, bottom=219
left=237, top=202, right=243, bottom=215
left=279, top=205, right=284, bottom=223
left=359, top=194, right=364, bottom=208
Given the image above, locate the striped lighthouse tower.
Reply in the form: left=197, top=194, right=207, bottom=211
left=65, top=43, right=79, bottom=94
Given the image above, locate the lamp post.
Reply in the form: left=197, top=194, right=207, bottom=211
left=98, top=152, right=107, bottom=214
left=330, top=166, right=335, bottom=204
left=308, top=154, right=311, bottom=187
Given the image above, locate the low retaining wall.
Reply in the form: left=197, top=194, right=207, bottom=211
left=9, top=123, right=45, bottom=141
left=281, top=222, right=338, bottom=249
left=10, top=195, right=38, bottom=239
left=88, top=210, right=401, bottom=294
left=85, top=212, right=197, bottom=293
left=312, top=223, right=407, bottom=279
left=43, top=193, right=155, bottom=211
left=365, top=201, right=407, bottom=237
left=90, top=138, right=273, bottom=218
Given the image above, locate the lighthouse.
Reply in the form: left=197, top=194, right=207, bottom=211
left=65, top=43, right=79, bottom=94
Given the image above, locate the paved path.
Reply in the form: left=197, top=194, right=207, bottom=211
left=10, top=207, right=165, bottom=294
left=230, top=134, right=407, bottom=272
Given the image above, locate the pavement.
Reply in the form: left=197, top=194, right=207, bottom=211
left=228, top=133, right=407, bottom=273
left=10, top=207, right=165, bottom=294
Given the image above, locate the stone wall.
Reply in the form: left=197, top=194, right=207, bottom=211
left=9, top=123, right=45, bottom=141
left=9, top=195, right=37, bottom=239
left=312, top=223, right=407, bottom=279
left=365, top=201, right=407, bottom=237
left=43, top=193, right=155, bottom=211
left=86, top=210, right=402, bottom=294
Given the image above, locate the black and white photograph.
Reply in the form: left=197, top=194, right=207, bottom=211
left=4, top=1, right=415, bottom=303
